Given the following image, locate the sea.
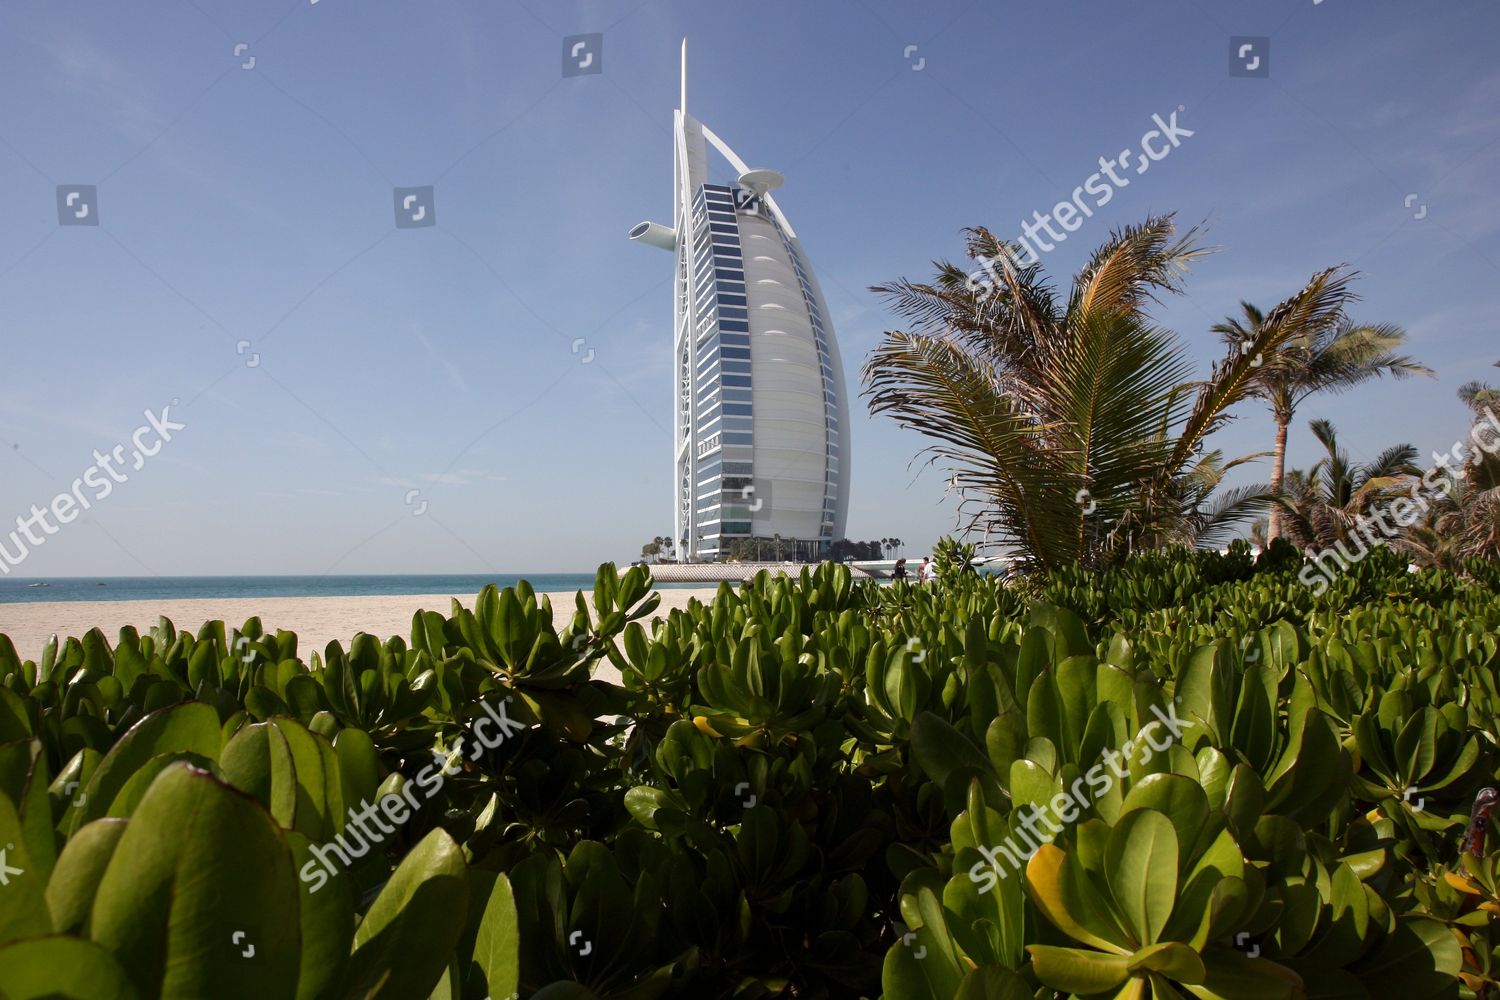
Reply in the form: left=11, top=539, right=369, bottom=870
left=0, top=574, right=703, bottom=605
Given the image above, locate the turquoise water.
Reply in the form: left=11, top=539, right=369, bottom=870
left=0, top=574, right=698, bottom=605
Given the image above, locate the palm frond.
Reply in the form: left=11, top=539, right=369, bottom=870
left=1294, top=321, right=1436, bottom=404
left=1364, top=443, right=1422, bottom=481
left=1188, top=484, right=1277, bottom=550
left=1070, top=215, right=1212, bottom=319
left=861, top=331, right=1079, bottom=566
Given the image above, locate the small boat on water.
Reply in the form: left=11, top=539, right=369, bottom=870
left=27, top=582, right=48, bottom=588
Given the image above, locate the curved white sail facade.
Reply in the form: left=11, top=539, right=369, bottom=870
left=629, top=42, right=851, bottom=561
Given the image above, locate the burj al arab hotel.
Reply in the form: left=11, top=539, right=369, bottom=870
left=629, top=42, right=851, bottom=563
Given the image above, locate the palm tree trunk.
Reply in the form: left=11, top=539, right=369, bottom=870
left=1269, top=419, right=1289, bottom=542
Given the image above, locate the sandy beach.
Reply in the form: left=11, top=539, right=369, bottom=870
left=0, top=588, right=721, bottom=672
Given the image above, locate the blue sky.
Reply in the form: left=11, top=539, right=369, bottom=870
left=1, top=0, right=1497, bottom=576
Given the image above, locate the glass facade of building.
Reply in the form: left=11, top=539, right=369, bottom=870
left=690, top=184, right=755, bottom=557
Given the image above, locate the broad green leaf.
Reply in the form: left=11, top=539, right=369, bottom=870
left=0, top=739, right=55, bottom=883
left=1105, top=810, right=1179, bottom=946
left=1029, top=944, right=1132, bottom=993
left=1301, top=862, right=1369, bottom=967
left=0, top=936, right=137, bottom=1000
left=1353, top=916, right=1460, bottom=997
left=0, top=687, right=32, bottom=741
left=913, top=711, right=995, bottom=789
left=1194, top=947, right=1304, bottom=999
left=464, top=869, right=521, bottom=1000
left=219, top=723, right=285, bottom=816
left=1127, top=941, right=1205, bottom=983
left=1028, top=605, right=1091, bottom=659
left=344, top=828, right=470, bottom=1000
left=1027, top=844, right=1131, bottom=954
left=286, top=831, right=353, bottom=1000
left=268, top=717, right=343, bottom=841
left=333, top=727, right=382, bottom=811
left=70, top=701, right=221, bottom=834
left=954, top=965, right=1033, bottom=1000
left=1120, top=774, right=1208, bottom=860
left=89, top=763, right=301, bottom=998
left=45, top=818, right=127, bottom=934
left=0, top=792, right=48, bottom=944
left=105, top=751, right=217, bottom=819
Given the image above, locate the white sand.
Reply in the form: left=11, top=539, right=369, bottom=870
left=0, top=589, right=721, bottom=683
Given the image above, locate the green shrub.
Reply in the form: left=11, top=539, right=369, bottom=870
left=1, top=553, right=1497, bottom=998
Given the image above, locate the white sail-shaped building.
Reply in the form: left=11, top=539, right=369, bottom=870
left=629, top=41, right=851, bottom=562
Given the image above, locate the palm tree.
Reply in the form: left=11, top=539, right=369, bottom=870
left=1401, top=363, right=1500, bottom=568
left=1459, top=361, right=1500, bottom=491
left=640, top=535, right=671, bottom=562
left=1399, top=480, right=1498, bottom=572
left=1275, top=419, right=1421, bottom=550
left=1141, top=449, right=1277, bottom=553
left=1213, top=276, right=1433, bottom=541
left=863, top=215, right=1311, bottom=571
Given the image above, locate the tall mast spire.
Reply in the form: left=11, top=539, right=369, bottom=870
left=680, top=38, right=688, bottom=117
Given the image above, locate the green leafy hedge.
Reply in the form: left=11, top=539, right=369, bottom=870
left=1, top=542, right=1497, bottom=998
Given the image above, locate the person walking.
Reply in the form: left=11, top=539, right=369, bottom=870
left=892, top=558, right=908, bottom=581
left=924, top=559, right=939, bottom=583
